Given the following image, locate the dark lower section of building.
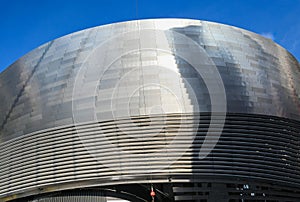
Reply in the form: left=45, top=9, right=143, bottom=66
left=10, top=179, right=300, bottom=202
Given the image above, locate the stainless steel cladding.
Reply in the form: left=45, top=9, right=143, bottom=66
left=1, top=19, right=300, bottom=202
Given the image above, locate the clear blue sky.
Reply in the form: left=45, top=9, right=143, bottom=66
left=1, top=0, right=300, bottom=72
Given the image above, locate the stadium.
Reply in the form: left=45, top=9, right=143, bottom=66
left=1, top=19, right=300, bottom=202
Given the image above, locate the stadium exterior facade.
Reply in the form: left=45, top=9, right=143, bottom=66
left=1, top=19, right=300, bottom=202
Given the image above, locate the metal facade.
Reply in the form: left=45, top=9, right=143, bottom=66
left=1, top=19, right=300, bottom=202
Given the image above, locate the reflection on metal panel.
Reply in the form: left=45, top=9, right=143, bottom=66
left=0, top=19, right=299, bottom=141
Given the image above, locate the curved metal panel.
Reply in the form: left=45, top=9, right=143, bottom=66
left=1, top=19, right=300, bottom=201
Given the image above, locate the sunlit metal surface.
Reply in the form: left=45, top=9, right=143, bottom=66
left=1, top=19, right=300, bottom=201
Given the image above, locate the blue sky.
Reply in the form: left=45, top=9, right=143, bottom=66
left=0, top=0, right=300, bottom=72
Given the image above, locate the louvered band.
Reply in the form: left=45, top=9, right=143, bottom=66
left=1, top=113, right=300, bottom=201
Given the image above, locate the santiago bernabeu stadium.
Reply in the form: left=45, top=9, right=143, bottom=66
left=1, top=19, right=300, bottom=202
